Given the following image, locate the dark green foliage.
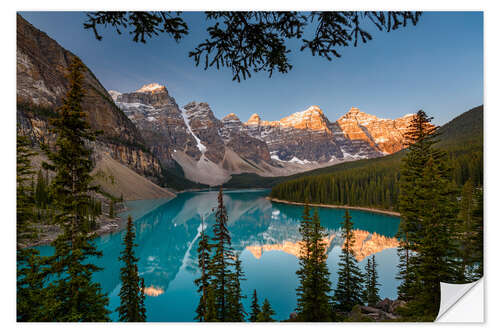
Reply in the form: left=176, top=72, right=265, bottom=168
left=207, top=187, right=235, bottom=321
left=455, top=180, right=483, bottom=282
left=295, top=205, right=333, bottom=321
left=250, top=106, right=483, bottom=203
left=17, top=100, right=58, bottom=120
left=334, top=210, right=365, bottom=312
left=471, top=189, right=483, bottom=279
left=117, top=216, right=146, bottom=322
left=161, top=160, right=208, bottom=191
left=41, top=57, right=110, bottom=321
left=17, top=135, right=37, bottom=242
left=396, top=110, right=461, bottom=320
left=85, top=11, right=421, bottom=82
left=271, top=163, right=400, bottom=210
left=194, top=220, right=211, bottom=322
left=256, top=298, right=276, bottom=322
left=196, top=187, right=246, bottom=322
left=84, top=12, right=188, bottom=43
left=363, top=256, right=381, bottom=306
left=17, top=247, right=45, bottom=322
left=227, top=255, right=246, bottom=321
left=205, top=287, right=218, bottom=322
left=17, top=134, right=46, bottom=321
left=249, top=289, right=261, bottom=322
left=35, top=169, right=50, bottom=208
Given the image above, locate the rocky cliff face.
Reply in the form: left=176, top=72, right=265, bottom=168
left=183, top=102, right=226, bottom=164
left=113, top=84, right=201, bottom=167
left=243, top=105, right=415, bottom=163
left=337, top=107, right=414, bottom=155
left=16, top=14, right=163, bottom=182
left=110, top=88, right=280, bottom=185
left=110, top=83, right=415, bottom=185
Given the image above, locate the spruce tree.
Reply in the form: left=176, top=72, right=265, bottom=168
left=334, top=209, right=364, bottom=312
left=249, top=289, right=261, bottom=322
left=227, top=254, right=246, bottom=321
left=396, top=110, right=436, bottom=302
left=256, top=299, right=275, bottom=322
left=208, top=187, right=235, bottom=321
left=205, top=287, right=218, bottom=322
left=397, top=110, right=460, bottom=320
left=117, top=216, right=146, bottom=322
left=295, top=203, right=312, bottom=316
left=195, top=218, right=212, bottom=321
left=456, top=179, right=475, bottom=282
left=362, top=256, right=371, bottom=305
left=41, top=57, right=109, bottom=321
left=471, top=189, right=483, bottom=279
left=296, top=207, right=333, bottom=321
left=408, top=154, right=458, bottom=318
left=17, top=134, right=45, bottom=321
left=457, top=179, right=483, bottom=282
left=363, top=256, right=381, bottom=306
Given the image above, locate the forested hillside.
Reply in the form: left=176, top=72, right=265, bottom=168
left=265, top=105, right=483, bottom=211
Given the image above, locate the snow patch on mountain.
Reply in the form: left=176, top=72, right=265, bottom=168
left=181, top=107, right=207, bottom=154
left=341, top=148, right=365, bottom=160
left=289, top=156, right=315, bottom=164
left=271, top=154, right=284, bottom=162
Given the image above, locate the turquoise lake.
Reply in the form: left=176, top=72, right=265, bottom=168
left=38, top=189, right=401, bottom=322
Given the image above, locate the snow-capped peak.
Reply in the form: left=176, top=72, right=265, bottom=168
left=108, top=90, right=122, bottom=101
left=136, top=83, right=166, bottom=93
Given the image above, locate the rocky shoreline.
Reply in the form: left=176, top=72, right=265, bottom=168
left=267, top=197, right=401, bottom=217
left=23, top=201, right=129, bottom=248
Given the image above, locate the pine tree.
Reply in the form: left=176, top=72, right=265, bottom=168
left=396, top=110, right=436, bottom=302
left=397, top=110, right=460, bottom=320
left=195, top=218, right=212, bottom=321
left=41, top=57, right=109, bottom=321
left=295, top=206, right=333, bottom=321
left=139, top=277, right=147, bottom=320
left=205, top=287, right=218, bottom=322
left=227, top=254, right=246, bottom=321
left=117, top=216, right=146, bottom=322
left=362, top=256, right=371, bottom=305
left=409, top=154, right=458, bottom=317
left=334, top=209, right=364, bottom=312
left=256, top=298, right=276, bottom=322
left=17, top=134, right=45, bottom=321
left=471, top=189, right=483, bottom=279
left=363, top=256, right=381, bottom=306
left=456, top=179, right=475, bottom=282
left=17, top=135, right=36, bottom=242
left=295, top=203, right=313, bottom=316
left=249, top=289, right=261, bottom=322
left=208, top=187, right=236, bottom=321
left=456, top=179, right=483, bottom=282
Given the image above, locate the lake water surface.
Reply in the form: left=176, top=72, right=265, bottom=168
left=38, top=189, right=401, bottom=322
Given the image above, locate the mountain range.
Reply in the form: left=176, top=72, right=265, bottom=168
left=110, top=83, right=415, bottom=186
left=17, top=14, right=451, bottom=195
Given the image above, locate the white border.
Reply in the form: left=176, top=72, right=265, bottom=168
left=2, top=1, right=498, bottom=332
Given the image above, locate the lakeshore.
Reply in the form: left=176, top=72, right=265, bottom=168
left=267, top=197, right=401, bottom=217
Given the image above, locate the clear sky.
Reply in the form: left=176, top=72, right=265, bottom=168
left=19, top=11, right=483, bottom=125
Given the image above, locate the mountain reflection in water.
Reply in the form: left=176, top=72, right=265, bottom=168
left=38, top=189, right=401, bottom=321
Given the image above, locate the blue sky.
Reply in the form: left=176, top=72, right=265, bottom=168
left=19, top=11, right=483, bottom=125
